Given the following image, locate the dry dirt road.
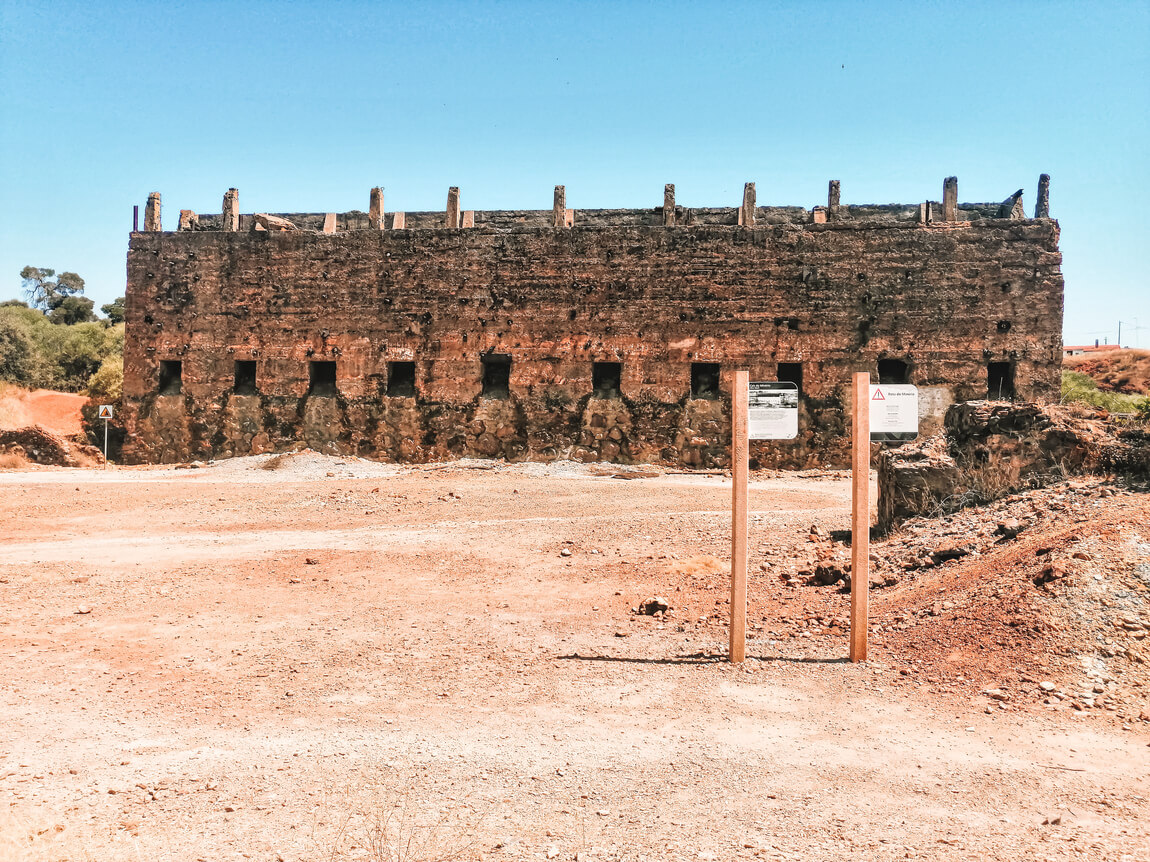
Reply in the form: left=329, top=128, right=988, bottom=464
left=1, top=453, right=1147, bottom=861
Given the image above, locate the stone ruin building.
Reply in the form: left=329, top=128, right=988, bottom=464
left=120, top=176, right=1063, bottom=468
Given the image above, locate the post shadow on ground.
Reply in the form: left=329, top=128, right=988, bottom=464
left=557, top=651, right=850, bottom=666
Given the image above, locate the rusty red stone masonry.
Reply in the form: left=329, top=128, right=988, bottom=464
left=121, top=185, right=1063, bottom=467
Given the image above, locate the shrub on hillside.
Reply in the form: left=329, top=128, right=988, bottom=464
left=1062, top=370, right=1148, bottom=414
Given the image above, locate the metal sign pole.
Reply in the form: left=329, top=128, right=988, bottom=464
left=98, top=405, right=114, bottom=470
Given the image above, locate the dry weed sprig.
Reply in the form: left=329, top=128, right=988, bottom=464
left=309, top=767, right=490, bottom=862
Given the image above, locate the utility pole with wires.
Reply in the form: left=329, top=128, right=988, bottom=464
left=1118, top=319, right=1149, bottom=349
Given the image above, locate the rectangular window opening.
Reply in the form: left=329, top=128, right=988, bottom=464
left=877, top=358, right=910, bottom=385
left=988, top=361, right=1015, bottom=400
left=308, top=361, right=338, bottom=397
left=387, top=361, right=416, bottom=397
left=592, top=361, right=622, bottom=398
left=777, top=362, right=803, bottom=396
left=690, top=362, right=721, bottom=400
left=481, top=354, right=511, bottom=399
left=158, top=360, right=182, bottom=396
left=234, top=360, right=257, bottom=395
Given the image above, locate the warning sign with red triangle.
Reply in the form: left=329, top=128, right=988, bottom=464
left=98, top=405, right=114, bottom=419
left=868, top=384, right=918, bottom=442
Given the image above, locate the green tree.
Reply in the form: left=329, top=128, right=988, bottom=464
left=0, top=304, right=46, bottom=386
left=101, top=296, right=125, bottom=324
left=48, top=295, right=98, bottom=325
left=36, top=321, right=119, bottom=391
left=0, top=315, right=34, bottom=384
left=0, top=303, right=123, bottom=393
left=20, top=266, right=86, bottom=313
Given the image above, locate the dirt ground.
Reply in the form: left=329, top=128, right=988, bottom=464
left=1, top=453, right=1148, bottom=862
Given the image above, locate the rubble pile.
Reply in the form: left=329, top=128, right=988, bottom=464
left=878, top=401, right=1149, bottom=528
left=0, top=426, right=103, bottom=467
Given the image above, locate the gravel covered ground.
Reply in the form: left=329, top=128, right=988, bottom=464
left=1, top=454, right=1147, bottom=861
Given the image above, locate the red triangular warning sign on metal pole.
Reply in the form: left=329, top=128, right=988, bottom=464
left=871, top=388, right=885, bottom=401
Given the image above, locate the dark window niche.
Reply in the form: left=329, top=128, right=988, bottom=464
left=690, top=362, right=721, bottom=400
left=158, top=360, right=182, bottom=396
left=592, top=361, right=622, bottom=398
left=481, top=354, right=511, bottom=399
left=234, top=360, right=257, bottom=395
left=777, top=362, right=803, bottom=396
left=988, top=362, right=1015, bottom=400
left=387, top=361, right=416, bottom=397
left=877, top=358, right=910, bottom=384
left=309, top=361, right=338, bottom=397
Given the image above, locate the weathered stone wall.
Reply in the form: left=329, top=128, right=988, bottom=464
left=877, top=403, right=1150, bottom=529
left=121, top=204, right=1064, bottom=466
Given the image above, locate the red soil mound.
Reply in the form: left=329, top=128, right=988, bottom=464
left=0, top=388, right=86, bottom=436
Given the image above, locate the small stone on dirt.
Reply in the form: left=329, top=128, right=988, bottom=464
left=637, top=596, right=670, bottom=615
left=931, top=545, right=971, bottom=564
left=810, top=562, right=847, bottom=586
left=75, top=605, right=91, bottom=615
left=995, top=519, right=1024, bottom=539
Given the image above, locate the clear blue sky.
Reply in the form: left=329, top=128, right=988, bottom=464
left=2, top=1, right=1147, bottom=347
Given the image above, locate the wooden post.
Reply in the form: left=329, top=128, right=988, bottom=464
left=730, top=369, right=749, bottom=663
left=850, top=371, right=870, bottom=662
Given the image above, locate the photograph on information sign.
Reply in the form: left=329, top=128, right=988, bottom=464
left=749, top=382, right=798, bottom=410
left=748, top=381, right=799, bottom=440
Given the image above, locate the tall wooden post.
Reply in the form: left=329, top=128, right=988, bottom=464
left=850, top=372, right=870, bottom=662
left=730, top=369, right=749, bottom=663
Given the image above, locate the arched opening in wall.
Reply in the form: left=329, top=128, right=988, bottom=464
left=776, top=362, right=803, bottom=396
left=592, top=362, right=621, bottom=398
left=309, top=361, right=337, bottom=397
left=158, top=360, right=182, bottom=396
left=233, top=361, right=257, bottom=395
left=988, top=362, right=1015, bottom=400
left=690, top=362, right=721, bottom=400
left=482, top=354, right=511, bottom=399
left=387, top=361, right=416, bottom=397
left=877, top=358, right=910, bottom=384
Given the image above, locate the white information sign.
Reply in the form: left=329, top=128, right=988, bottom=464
left=98, top=405, right=114, bottom=420
left=748, top=381, right=799, bottom=440
left=869, top=384, right=918, bottom=442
